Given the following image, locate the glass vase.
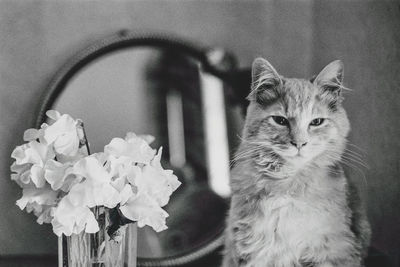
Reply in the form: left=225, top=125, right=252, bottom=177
left=59, top=207, right=137, bottom=267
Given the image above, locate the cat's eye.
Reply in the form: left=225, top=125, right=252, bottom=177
left=272, top=116, right=289, bottom=126
left=310, top=118, right=325, bottom=126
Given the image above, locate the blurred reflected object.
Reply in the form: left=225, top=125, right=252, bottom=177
left=200, top=70, right=231, bottom=198
left=166, top=89, right=186, bottom=169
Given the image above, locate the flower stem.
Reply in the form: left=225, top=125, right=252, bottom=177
left=77, top=119, right=91, bottom=155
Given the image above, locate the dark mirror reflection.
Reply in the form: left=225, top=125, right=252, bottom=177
left=52, top=47, right=244, bottom=261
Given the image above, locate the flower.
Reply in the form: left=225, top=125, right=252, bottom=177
left=16, top=185, right=58, bottom=210
left=44, top=159, right=80, bottom=192
left=104, top=134, right=181, bottom=232
left=10, top=162, right=31, bottom=187
left=16, top=184, right=59, bottom=224
left=12, top=111, right=181, bottom=236
left=51, top=197, right=99, bottom=236
left=137, top=148, right=181, bottom=207
left=104, top=133, right=156, bottom=165
left=67, top=155, right=121, bottom=208
left=23, top=128, right=45, bottom=142
left=43, top=110, right=82, bottom=157
left=126, top=132, right=155, bottom=145
left=119, top=191, right=169, bottom=232
left=26, top=202, right=54, bottom=224
left=11, top=140, right=55, bottom=188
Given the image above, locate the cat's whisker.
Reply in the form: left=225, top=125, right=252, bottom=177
left=325, top=149, right=367, bottom=166
left=324, top=151, right=369, bottom=187
left=346, top=142, right=366, bottom=153
left=341, top=154, right=369, bottom=169
left=344, top=148, right=364, bottom=159
left=231, top=147, right=268, bottom=165
left=325, top=151, right=367, bottom=173
left=342, top=154, right=366, bottom=166
left=341, top=152, right=366, bottom=163
left=235, top=135, right=272, bottom=147
left=338, top=159, right=368, bottom=187
left=233, top=146, right=264, bottom=158
left=323, top=154, right=368, bottom=186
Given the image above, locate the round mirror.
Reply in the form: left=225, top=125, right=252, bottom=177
left=36, top=32, right=245, bottom=266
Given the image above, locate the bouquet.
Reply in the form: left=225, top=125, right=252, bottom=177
left=10, top=110, right=181, bottom=238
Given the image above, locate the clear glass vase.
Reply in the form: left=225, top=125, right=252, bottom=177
left=59, top=207, right=137, bottom=267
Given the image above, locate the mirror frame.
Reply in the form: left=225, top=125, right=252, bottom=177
left=34, top=31, right=243, bottom=266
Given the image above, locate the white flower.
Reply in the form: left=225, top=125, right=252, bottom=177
left=46, top=110, right=62, bottom=122
left=119, top=184, right=134, bottom=205
left=23, top=128, right=43, bottom=142
left=43, top=110, right=81, bottom=157
left=36, top=206, right=54, bottom=224
left=104, top=133, right=156, bottom=165
left=56, top=146, right=89, bottom=165
left=103, top=134, right=181, bottom=232
left=67, top=155, right=121, bottom=208
left=16, top=185, right=58, bottom=213
left=11, top=141, right=55, bottom=188
left=44, top=159, right=81, bottom=192
left=136, top=148, right=181, bottom=207
left=22, top=122, right=50, bottom=143
left=119, top=191, right=169, bottom=232
left=25, top=202, right=54, bottom=224
left=126, top=132, right=155, bottom=145
left=12, top=120, right=182, bottom=236
left=16, top=184, right=58, bottom=224
left=10, top=162, right=31, bottom=187
left=51, top=197, right=99, bottom=236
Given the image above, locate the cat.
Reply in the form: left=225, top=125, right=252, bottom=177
left=222, top=58, right=371, bottom=267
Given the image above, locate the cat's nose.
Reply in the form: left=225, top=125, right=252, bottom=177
left=290, top=141, right=307, bottom=149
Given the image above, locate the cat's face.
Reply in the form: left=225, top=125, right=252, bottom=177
left=243, top=58, right=350, bottom=175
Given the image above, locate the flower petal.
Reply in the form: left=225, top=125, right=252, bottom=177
left=105, top=137, right=155, bottom=165
left=67, top=156, right=121, bottom=208
left=53, top=131, right=80, bottom=156
left=135, top=149, right=181, bottom=207
left=11, top=141, right=54, bottom=166
left=51, top=197, right=99, bottom=236
left=119, top=184, right=134, bottom=205
left=73, top=155, right=111, bottom=182
left=56, top=146, right=88, bottom=164
left=23, top=128, right=41, bottom=141
left=43, top=114, right=80, bottom=156
left=46, top=110, right=61, bottom=122
left=36, top=206, right=54, bottom=224
left=25, top=202, right=54, bottom=224
left=16, top=185, right=58, bottom=210
left=119, top=192, right=168, bottom=232
left=30, top=165, right=46, bottom=188
left=126, top=132, right=154, bottom=145
left=10, top=162, right=32, bottom=187
left=44, top=159, right=78, bottom=191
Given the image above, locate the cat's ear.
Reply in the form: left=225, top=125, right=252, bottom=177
left=313, top=60, right=344, bottom=93
left=247, top=58, right=282, bottom=103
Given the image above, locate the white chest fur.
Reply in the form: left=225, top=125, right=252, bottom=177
left=245, top=181, right=357, bottom=267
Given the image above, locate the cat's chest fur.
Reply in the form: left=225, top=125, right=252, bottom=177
left=258, top=190, right=348, bottom=250
left=238, top=174, right=356, bottom=266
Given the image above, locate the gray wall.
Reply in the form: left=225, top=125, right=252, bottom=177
left=0, top=0, right=398, bottom=258
left=312, top=1, right=400, bottom=256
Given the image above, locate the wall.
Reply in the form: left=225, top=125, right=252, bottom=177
left=312, top=1, right=400, bottom=260
left=0, top=0, right=398, bottom=260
